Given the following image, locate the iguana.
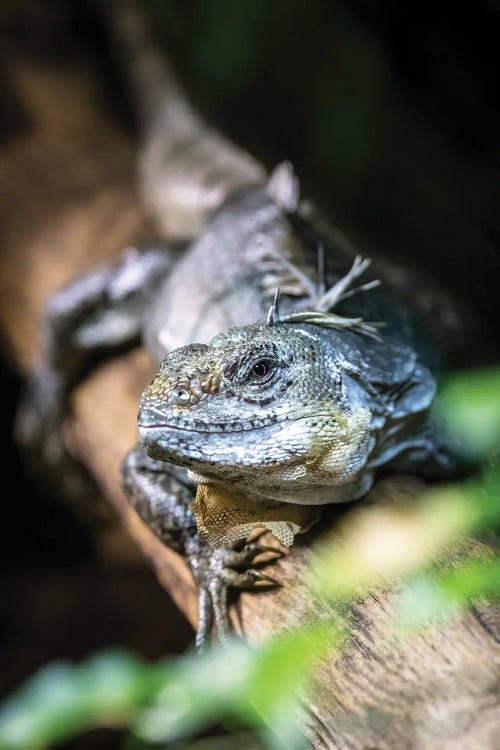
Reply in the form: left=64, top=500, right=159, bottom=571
left=126, top=164, right=463, bottom=642
left=16, top=2, right=461, bottom=647
left=17, top=158, right=459, bottom=645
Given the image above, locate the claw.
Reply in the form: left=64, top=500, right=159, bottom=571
left=224, top=568, right=281, bottom=589
left=245, top=528, right=289, bottom=554
left=190, top=530, right=282, bottom=648
left=250, top=545, right=284, bottom=566
left=252, top=552, right=283, bottom=566
left=246, top=569, right=281, bottom=588
left=246, top=527, right=269, bottom=544
left=254, top=542, right=285, bottom=554
left=221, top=541, right=284, bottom=568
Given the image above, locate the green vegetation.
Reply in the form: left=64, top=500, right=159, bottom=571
left=1, top=367, right=499, bottom=750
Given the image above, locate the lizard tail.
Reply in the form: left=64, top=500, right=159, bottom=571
left=103, top=0, right=265, bottom=238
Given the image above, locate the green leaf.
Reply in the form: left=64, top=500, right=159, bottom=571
left=240, top=624, right=339, bottom=750
left=135, top=625, right=339, bottom=750
left=134, top=642, right=254, bottom=743
left=0, top=663, right=88, bottom=750
left=311, top=466, right=500, bottom=601
left=437, top=366, right=500, bottom=461
left=0, top=652, right=154, bottom=750
left=396, top=556, right=500, bottom=629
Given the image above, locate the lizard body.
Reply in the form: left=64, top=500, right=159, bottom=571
left=18, top=164, right=459, bottom=644
left=123, top=168, right=459, bottom=640
left=136, top=168, right=455, bottom=512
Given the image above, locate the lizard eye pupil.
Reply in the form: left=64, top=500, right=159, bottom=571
left=169, top=388, right=191, bottom=405
left=250, top=360, right=270, bottom=379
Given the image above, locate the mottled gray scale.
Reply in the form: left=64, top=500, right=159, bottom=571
left=139, top=314, right=457, bottom=508
left=144, top=186, right=313, bottom=360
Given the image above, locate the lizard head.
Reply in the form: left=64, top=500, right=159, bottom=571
left=138, top=321, right=374, bottom=504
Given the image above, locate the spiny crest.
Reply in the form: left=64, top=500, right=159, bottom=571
left=267, top=162, right=300, bottom=212
left=265, top=251, right=384, bottom=340
left=266, top=287, right=281, bottom=326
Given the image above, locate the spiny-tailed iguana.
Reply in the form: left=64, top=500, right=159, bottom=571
left=122, top=167, right=459, bottom=644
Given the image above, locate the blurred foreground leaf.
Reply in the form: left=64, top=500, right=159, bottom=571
left=0, top=652, right=152, bottom=750
left=136, top=623, right=336, bottom=750
left=0, top=625, right=337, bottom=750
left=312, top=466, right=500, bottom=600
left=396, top=556, right=500, bottom=629
left=437, top=366, right=500, bottom=461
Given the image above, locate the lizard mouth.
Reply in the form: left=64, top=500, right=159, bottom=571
left=137, top=401, right=290, bottom=435
left=138, top=419, right=277, bottom=434
left=137, top=417, right=283, bottom=470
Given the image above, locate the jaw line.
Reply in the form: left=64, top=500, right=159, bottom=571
left=138, top=420, right=286, bottom=471
left=137, top=405, right=309, bottom=435
left=138, top=421, right=275, bottom=434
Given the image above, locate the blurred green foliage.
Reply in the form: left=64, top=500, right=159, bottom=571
left=0, top=630, right=334, bottom=750
left=0, top=367, right=498, bottom=749
left=437, top=366, right=500, bottom=462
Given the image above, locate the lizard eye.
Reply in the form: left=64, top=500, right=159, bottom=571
left=168, top=387, right=191, bottom=405
left=249, top=358, right=272, bottom=382
left=223, top=345, right=281, bottom=398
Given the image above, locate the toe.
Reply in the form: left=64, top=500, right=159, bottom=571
left=221, top=543, right=284, bottom=568
left=195, top=587, right=214, bottom=650
left=208, top=580, right=233, bottom=646
left=221, top=568, right=281, bottom=589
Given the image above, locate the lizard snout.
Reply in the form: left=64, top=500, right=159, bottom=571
left=142, top=350, right=224, bottom=412
left=137, top=401, right=172, bottom=428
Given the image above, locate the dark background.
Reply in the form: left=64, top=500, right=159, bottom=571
left=1, top=0, right=498, bottom=745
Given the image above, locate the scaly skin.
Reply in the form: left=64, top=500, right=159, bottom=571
left=138, top=316, right=454, bottom=512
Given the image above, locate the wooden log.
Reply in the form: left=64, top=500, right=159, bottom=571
left=0, top=22, right=498, bottom=750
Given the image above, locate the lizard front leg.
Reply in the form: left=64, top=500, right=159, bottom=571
left=15, top=244, right=183, bottom=491
left=122, top=445, right=280, bottom=648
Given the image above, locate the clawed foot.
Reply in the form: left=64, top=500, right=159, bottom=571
left=186, top=531, right=286, bottom=648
